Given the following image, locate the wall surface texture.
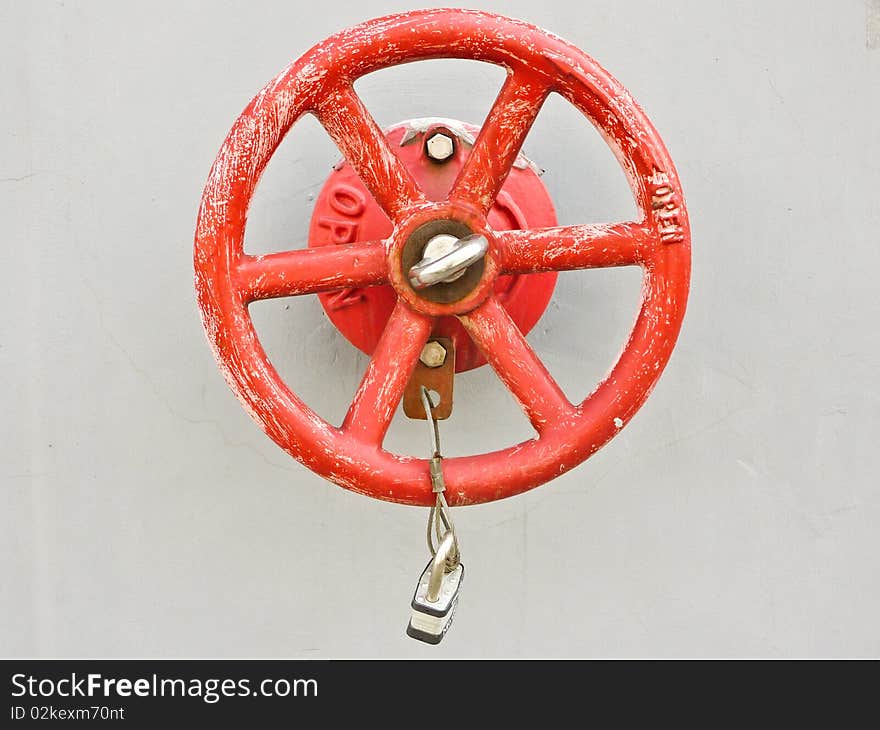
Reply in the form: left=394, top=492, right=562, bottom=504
left=2, top=0, right=879, bottom=657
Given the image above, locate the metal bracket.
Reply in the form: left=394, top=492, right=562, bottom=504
left=403, top=337, right=455, bottom=420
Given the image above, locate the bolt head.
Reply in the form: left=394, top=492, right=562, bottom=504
left=425, top=133, right=455, bottom=161
left=420, top=341, right=447, bottom=368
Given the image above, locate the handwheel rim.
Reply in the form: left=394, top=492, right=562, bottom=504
left=194, top=8, right=691, bottom=506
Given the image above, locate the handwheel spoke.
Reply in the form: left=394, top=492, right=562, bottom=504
left=236, top=241, right=387, bottom=302
left=498, top=222, right=656, bottom=274
left=342, top=301, right=433, bottom=445
left=459, top=297, right=575, bottom=433
left=315, top=85, right=426, bottom=221
left=450, top=69, right=551, bottom=214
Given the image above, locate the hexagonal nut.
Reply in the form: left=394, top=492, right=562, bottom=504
left=425, top=133, right=455, bottom=161
left=419, top=341, right=447, bottom=368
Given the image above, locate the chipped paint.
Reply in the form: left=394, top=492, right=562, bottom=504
left=193, top=9, right=691, bottom=507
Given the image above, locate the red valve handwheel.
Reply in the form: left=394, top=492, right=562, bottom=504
left=194, top=9, right=691, bottom=506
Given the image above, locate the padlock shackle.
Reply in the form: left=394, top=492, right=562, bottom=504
left=426, top=531, right=456, bottom=603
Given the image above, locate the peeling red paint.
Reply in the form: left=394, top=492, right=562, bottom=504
left=194, top=9, right=691, bottom=507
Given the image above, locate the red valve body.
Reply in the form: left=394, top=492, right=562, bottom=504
left=308, top=121, right=558, bottom=372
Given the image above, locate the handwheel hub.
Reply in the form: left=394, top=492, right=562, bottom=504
left=388, top=207, right=498, bottom=315
left=307, top=118, right=558, bottom=372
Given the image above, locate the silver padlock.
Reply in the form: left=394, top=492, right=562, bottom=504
left=406, top=531, right=464, bottom=644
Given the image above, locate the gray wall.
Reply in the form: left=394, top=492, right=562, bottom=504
left=3, top=0, right=878, bottom=657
